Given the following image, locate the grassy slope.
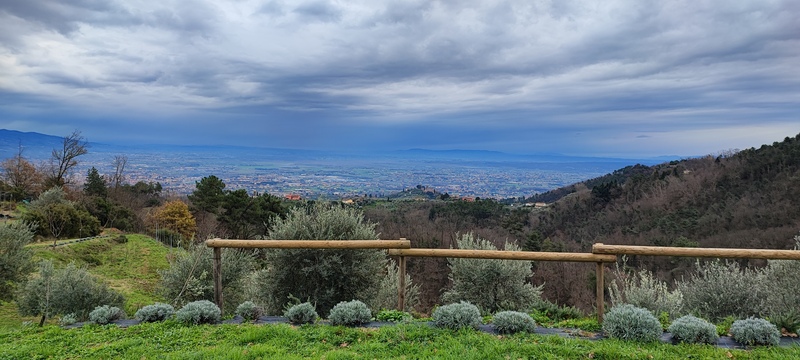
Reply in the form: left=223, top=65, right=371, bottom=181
left=36, top=234, right=176, bottom=314
left=1, top=322, right=797, bottom=360
left=0, top=301, right=38, bottom=330
left=0, top=234, right=176, bottom=330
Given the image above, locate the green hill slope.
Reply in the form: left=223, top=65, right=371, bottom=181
left=1, top=234, right=177, bottom=329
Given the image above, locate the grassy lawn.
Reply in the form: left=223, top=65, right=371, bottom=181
left=1, top=322, right=798, bottom=359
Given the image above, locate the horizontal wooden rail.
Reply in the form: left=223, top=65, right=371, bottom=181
left=593, top=243, right=800, bottom=260
left=387, top=248, right=617, bottom=262
left=205, top=239, right=411, bottom=249
left=207, top=238, right=411, bottom=314
left=388, top=247, right=614, bottom=322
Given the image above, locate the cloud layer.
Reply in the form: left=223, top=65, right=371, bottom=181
left=1, top=0, right=798, bottom=157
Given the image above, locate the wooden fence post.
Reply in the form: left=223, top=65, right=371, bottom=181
left=596, top=261, right=604, bottom=323
left=398, top=238, right=407, bottom=311
left=213, top=247, right=223, bottom=314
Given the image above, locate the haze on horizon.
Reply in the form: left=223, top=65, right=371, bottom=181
left=1, top=1, right=798, bottom=158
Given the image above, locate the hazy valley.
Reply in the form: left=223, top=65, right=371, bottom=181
left=0, top=129, right=670, bottom=199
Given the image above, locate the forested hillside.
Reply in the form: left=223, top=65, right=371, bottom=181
left=533, top=133, right=800, bottom=251
left=531, top=133, right=800, bottom=307
left=367, top=133, right=800, bottom=311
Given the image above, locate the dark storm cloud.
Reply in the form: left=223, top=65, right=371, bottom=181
left=0, top=0, right=798, bottom=156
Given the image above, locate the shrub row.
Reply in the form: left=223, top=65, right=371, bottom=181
left=75, top=300, right=783, bottom=348
left=68, top=300, right=538, bottom=335
left=605, top=304, right=781, bottom=347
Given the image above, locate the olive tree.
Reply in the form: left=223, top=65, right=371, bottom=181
left=441, top=232, right=543, bottom=313
left=252, top=204, right=386, bottom=316
left=0, top=222, right=36, bottom=300
left=159, top=245, right=255, bottom=313
left=23, top=187, right=101, bottom=243
left=17, top=260, right=124, bottom=325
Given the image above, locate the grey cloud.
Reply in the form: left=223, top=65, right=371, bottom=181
left=0, top=0, right=798, bottom=157
left=34, top=71, right=108, bottom=89
left=0, top=90, right=59, bottom=111
left=104, top=70, right=164, bottom=84
left=143, top=2, right=219, bottom=37
left=0, top=0, right=137, bottom=34
left=363, top=1, right=431, bottom=26
left=257, top=1, right=286, bottom=17
left=0, top=0, right=220, bottom=41
left=293, top=1, right=342, bottom=23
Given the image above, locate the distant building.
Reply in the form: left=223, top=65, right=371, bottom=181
left=523, top=202, right=548, bottom=208
left=284, top=194, right=302, bottom=201
left=342, top=199, right=354, bottom=204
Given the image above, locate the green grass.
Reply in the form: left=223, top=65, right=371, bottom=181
left=28, top=234, right=178, bottom=315
left=0, top=322, right=797, bottom=359
left=0, top=301, right=39, bottom=330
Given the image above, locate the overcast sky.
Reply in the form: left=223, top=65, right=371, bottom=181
left=1, top=0, right=798, bottom=157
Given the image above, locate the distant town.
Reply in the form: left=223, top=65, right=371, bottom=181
left=84, top=153, right=606, bottom=200
left=1, top=129, right=663, bottom=200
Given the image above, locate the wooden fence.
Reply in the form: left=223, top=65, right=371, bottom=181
left=592, top=243, right=800, bottom=260
left=387, top=248, right=615, bottom=321
left=205, top=239, right=411, bottom=310
left=204, top=238, right=615, bottom=321
left=205, top=238, right=800, bottom=323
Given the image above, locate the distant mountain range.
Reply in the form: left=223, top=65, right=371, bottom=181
left=1, top=129, right=67, bottom=151
left=0, top=129, right=674, bottom=165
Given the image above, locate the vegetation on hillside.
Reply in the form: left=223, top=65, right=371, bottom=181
left=364, top=133, right=800, bottom=309
left=525, top=134, right=800, bottom=305
left=3, top=133, right=800, bottom=356
left=3, top=130, right=800, bottom=318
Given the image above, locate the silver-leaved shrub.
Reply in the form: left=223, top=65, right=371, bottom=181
left=603, top=304, right=663, bottom=342
left=667, top=315, right=718, bottom=345
left=328, top=300, right=372, bottom=326
left=432, top=301, right=482, bottom=330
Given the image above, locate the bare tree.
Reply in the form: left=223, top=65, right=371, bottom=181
left=1, top=143, right=42, bottom=200
left=47, top=130, right=89, bottom=187
left=111, top=155, right=127, bottom=192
